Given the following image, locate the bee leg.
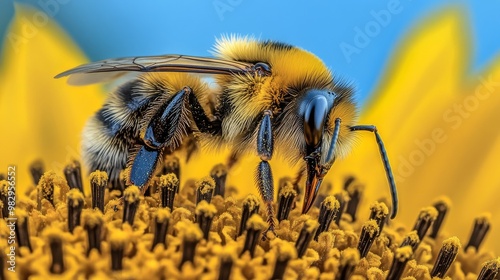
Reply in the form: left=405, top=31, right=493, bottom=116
left=255, top=110, right=277, bottom=238
left=350, top=125, right=398, bottom=219
left=129, top=87, right=191, bottom=188
left=187, top=91, right=222, bottom=135
left=226, top=150, right=242, bottom=170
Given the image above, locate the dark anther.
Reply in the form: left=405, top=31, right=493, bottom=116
left=211, top=164, right=228, bottom=197
left=315, top=196, right=340, bottom=240
left=196, top=201, right=217, bottom=240
left=465, top=213, right=491, bottom=252
left=196, top=176, right=215, bottom=205
left=29, top=160, right=45, bottom=186
left=67, top=189, right=84, bottom=233
left=90, top=170, right=108, bottom=212
left=335, top=248, right=360, bottom=280
left=386, top=246, right=412, bottom=280
left=369, top=201, right=389, bottom=237
left=430, top=236, right=461, bottom=278
left=357, top=220, right=380, bottom=258
left=277, top=179, right=297, bottom=222
left=240, top=214, right=267, bottom=257
left=122, top=186, right=141, bottom=225
left=239, top=195, right=260, bottom=236
left=64, top=160, right=84, bottom=194
left=429, top=198, right=451, bottom=239
left=151, top=208, right=171, bottom=251
left=159, top=173, right=179, bottom=210
left=83, top=209, right=104, bottom=255
left=295, top=220, right=319, bottom=258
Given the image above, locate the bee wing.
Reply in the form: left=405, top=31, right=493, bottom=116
left=55, top=55, right=253, bottom=85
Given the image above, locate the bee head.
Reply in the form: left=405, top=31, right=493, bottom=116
left=299, top=88, right=357, bottom=213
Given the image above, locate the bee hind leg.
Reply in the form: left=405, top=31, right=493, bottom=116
left=255, top=110, right=277, bottom=239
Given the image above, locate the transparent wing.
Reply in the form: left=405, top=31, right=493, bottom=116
left=55, top=55, right=254, bottom=85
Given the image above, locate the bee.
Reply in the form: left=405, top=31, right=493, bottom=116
left=56, top=36, right=398, bottom=231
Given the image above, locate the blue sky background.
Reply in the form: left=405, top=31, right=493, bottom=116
left=1, top=0, right=500, bottom=105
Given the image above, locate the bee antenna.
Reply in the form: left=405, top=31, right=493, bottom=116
left=350, top=125, right=398, bottom=219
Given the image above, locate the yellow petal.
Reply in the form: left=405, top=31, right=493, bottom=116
left=333, top=8, right=500, bottom=253
left=0, top=5, right=104, bottom=192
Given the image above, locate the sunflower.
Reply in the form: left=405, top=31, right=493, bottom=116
left=1, top=4, right=499, bottom=279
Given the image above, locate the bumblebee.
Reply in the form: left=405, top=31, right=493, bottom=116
left=56, top=36, right=398, bottom=230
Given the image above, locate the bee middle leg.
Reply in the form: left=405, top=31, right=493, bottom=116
left=255, top=110, right=277, bottom=238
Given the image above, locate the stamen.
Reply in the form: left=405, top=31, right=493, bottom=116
left=412, top=206, right=438, bottom=241
left=90, top=170, right=108, bottom=212
left=344, top=177, right=363, bottom=222
left=196, top=176, right=216, bottom=205
left=43, top=227, right=65, bottom=274
left=210, top=164, right=228, bottom=197
left=295, top=219, right=319, bottom=258
left=357, top=220, right=380, bottom=258
left=279, top=177, right=300, bottom=210
left=83, top=209, right=104, bottom=255
left=465, top=213, right=491, bottom=252
left=159, top=173, right=179, bottom=210
left=15, top=209, right=33, bottom=252
left=335, top=247, right=360, bottom=280
left=429, top=197, right=451, bottom=239
left=238, top=194, right=260, bottom=236
left=162, top=155, right=180, bottom=182
left=63, top=160, right=84, bottom=194
left=400, top=230, right=420, bottom=252
left=477, top=257, right=500, bottom=280
left=218, top=247, right=236, bottom=280
left=38, top=171, right=57, bottom=206
left=0, top=180, right=8, bottom=218
left=333, top=191, right=349, bottom=226
left=177, top=221, right=203, bottom=268
left=271, top=241, right=297, bottom=280
left=123, top=185, right=141, bottom=225
left=368, top=201, right=389, bottom=237
left=277, top=179, right=297, bottom=222
left=315, top=196, right=340, bottom=240
left=109, top=228, right=128, bottom=271
left=151, top=208, right=171, bottom=250
left=430, top=236, right=461, bottom=278
left=29, top=160, right=45, bottom=186
left=67, top=189, right=84, bottom=233
left=241, top=214, right=267, bottom=257
left=195, top=200, right=217, bottom=240
left=387, top=246, right=413, bottom=280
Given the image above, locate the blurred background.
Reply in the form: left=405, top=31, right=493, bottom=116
left=1, top=1, right=500, bottom=253
left=1, top=1, right=499, bottom=102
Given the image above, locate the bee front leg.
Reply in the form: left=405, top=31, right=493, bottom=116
left=255, top=110, right=277, bottom=238
left=129, top=87, right=192, bottom=188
